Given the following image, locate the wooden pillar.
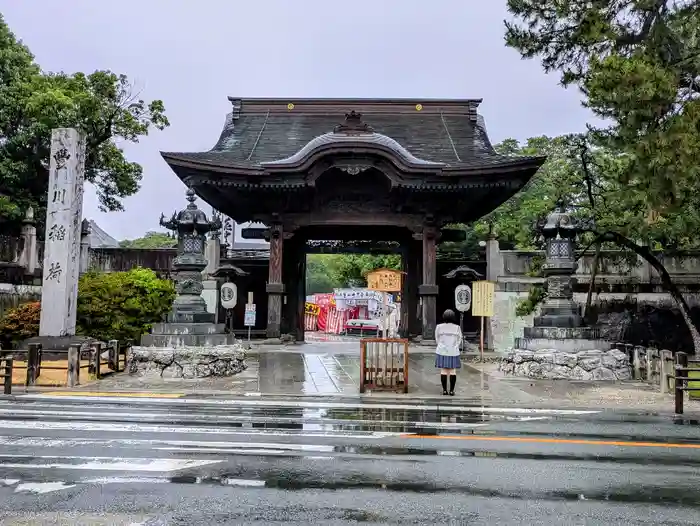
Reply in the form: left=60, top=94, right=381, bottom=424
left=405, top=238, right=421, bottom=338
left=399, top=244, right=409, bottom=337
left=281, top=238, right=297, bottom=336
left=296, top=244, right=307, bottom=342
left=419, top=225, right=438, bottom=341
left=266, top=223, right=284, bottom=338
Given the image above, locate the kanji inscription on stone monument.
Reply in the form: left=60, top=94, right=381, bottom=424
left=39, top=128, right=86, bottom=337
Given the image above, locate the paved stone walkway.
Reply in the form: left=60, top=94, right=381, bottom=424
left=47, top=340, right=699, bottom=413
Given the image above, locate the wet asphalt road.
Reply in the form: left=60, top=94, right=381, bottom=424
left=0, top=395, right=699, bottom=525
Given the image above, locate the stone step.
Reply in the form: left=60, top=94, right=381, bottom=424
left=140, top=333, right=239, bottom=347
left=151, top=323, right=227, bottom=335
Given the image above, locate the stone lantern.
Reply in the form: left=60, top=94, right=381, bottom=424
left=500, top=203, right=631, bottom=381
left=536, top=203, right=585, bottom=329
left=159, top=188, right=222, bottom=323
left=515, top=203, right=609, bottom=351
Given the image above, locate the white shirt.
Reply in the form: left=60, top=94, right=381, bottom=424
left=435, top=323, right=463, bottom=357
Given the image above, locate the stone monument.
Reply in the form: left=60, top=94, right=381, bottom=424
left=500, top=204, right=631, bottom=380
left=39, top=128, right=86, bottom=338
left=140, top=188, right=244, bottom=347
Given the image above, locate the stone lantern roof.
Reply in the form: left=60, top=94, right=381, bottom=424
left=538, top=202, right=583, bottom=240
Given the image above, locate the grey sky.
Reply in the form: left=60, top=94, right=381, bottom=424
left=0, top=0, right=592, bottom=242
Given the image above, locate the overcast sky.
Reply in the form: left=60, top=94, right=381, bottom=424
left=0, top=0, right=592, bottom=242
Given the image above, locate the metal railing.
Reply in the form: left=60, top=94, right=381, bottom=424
left=0, top=340, right=130, bottom=395
left=359, top=338, right=409, bottom=394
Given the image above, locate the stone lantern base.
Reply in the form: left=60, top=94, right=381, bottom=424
left=499, top=348, right=631, bottom=381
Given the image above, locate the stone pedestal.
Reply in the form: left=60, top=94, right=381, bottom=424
left=39, top=128, right=86, bottom=337
left=500, top=349, right=631, bottom=380
left=141, top=323, right=239, bottom=347
left=128, top=345, right=247, bottom=378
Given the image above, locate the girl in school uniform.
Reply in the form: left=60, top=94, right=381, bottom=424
left=434, top=309, right=462, bottom=395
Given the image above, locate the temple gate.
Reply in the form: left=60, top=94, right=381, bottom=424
left=161, top=98, right=545, bottom=341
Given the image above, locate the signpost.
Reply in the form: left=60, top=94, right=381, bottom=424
left=454, top=284, right=472, bottom=346
left=244, top=301, right=256, bottom=347
left=471, top=280, right=495, bottom=359
left=365, top=268, right=404, bottom=338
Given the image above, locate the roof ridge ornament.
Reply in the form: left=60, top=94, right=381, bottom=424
left=333, top=110, right=374, bottom=135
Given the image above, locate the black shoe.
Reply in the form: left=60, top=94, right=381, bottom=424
left=449, top=391, right=455, bottom=396
left=442, top=390, right=449, bottom=396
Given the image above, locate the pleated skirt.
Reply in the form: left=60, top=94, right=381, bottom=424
left=435, top=354, right=461, bottom=369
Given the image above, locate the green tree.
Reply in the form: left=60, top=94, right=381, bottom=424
left=120, top=231, right=177, bottom=249
left=0, top=15, right=169, bottom=234
left=505, top=0, right=700, bottom=235
left=306, top=254, right=342, bottom=294
left=305, top=254, right=401, bottom=291
left=505, top=0, right=700, bottom=352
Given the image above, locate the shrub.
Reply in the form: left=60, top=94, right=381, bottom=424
left=76, top=267, right=175, bottom=343
left=0, top=301, right=41, bottom=347
left=0, top=267, right=175, bottom=345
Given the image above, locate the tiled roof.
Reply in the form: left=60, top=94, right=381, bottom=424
left=162, top=98, right=543, bottom=171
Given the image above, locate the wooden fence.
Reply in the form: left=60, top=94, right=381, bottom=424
left=0, top=340, right=130, bottom=394
left=611, top=343, right=700, bottom=414
left=359, top=338, right=409, bottom=394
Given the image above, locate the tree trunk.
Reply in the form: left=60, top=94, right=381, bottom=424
left=584, top=242, right=601, bottom=321
left=602, top=231, right=700, bottom=355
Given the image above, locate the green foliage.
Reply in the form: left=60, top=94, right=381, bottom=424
left=0, top=268, right=175, bottom=345
left=120, top=231, right=177, bottom=249
left=306, top=254, right=401, bottom=292
left=477, top=135, right=700, bottom=251
left=0, top=301, right=41, bottom=346
left=504, top=0, right=700, bottom=243
left=515, top=286, right=547, bottom=317
left=76, top=268, right=175, bottom=343
left=0, top=15, right=169, bottom=233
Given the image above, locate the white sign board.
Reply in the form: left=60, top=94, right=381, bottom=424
left=244, top=304, right=256, bottom=327
left=454, top=284, right=472, bottom=313
left=220, top=282, right=238, bottom=309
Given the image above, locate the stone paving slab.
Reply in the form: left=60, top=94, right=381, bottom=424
left=27, top=341, right=698, bottom=413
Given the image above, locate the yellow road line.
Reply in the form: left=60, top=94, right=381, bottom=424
left=40, top=391, right=184, bottom=398
left=402, top=434, right=700, bottom=450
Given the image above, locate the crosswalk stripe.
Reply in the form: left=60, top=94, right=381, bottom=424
left=0, top=419, right=404, bottom=438
left=12, top=394, right=601, bottom=415
left=0, top=457, right=222, bottom=472
left=0, top=408, right=493, bottom=428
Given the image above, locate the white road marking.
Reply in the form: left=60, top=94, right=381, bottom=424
left=0, top=419, right=404, bottom=438
left=0, top=408, right=492, bottom=428
left=14, top=482, right=76, bottom=494
left=0, top=439, right=332, bottom=454
left=1, top=478, right=20, bottom=486
left=13, top=395, right=601, bottom=415
left=221, top=477, right=265, bottom=487
left=84, top=476, right=169, bottom=484
left=0, top=457, right=221, bottom=472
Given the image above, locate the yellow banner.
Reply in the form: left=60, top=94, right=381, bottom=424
left=304, top=302, right=321, bottom=316
left=471, top=280, right=495, bottom=317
